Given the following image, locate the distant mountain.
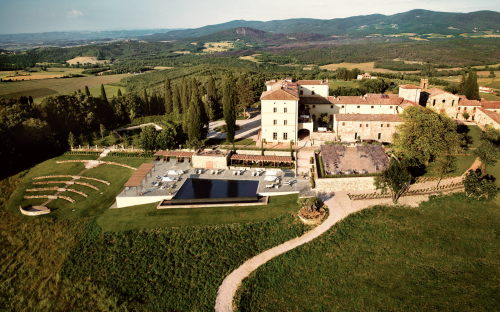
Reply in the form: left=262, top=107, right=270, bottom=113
left=141, top=9, right=500, bottom=40
left=0, top=29, right=181, bottom=44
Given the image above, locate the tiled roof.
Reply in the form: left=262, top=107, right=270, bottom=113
left=298, top=97, right=333, bottom=105
left=335, top=114, right=403, bottom=122
left=478, top=108, right=500, bottom=125
left=457, top=96, right=481, bottom=107
left=399, top=84, right=420, bottom=89
left=154, top=151, right=195, bottom=157
left=399, top=100, right=420, bottom=109
left=231, top=154, right=293, bottom=162
left=425, top=88, right=452, bottom=97
left=298, top=94, right=404, bottom=105
left=261, top=88, right=299, bottom=100
left=480, top=99, right=500, bottom=110
left=297, top=80, right=329, bottom=85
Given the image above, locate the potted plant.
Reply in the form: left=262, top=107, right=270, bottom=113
left=168, top=187, right=172, bottom=195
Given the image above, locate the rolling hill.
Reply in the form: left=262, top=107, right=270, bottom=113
left=141, top=9, right=500, bottom=40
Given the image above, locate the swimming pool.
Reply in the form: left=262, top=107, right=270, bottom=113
left=172, top=178, right=259, bottom=204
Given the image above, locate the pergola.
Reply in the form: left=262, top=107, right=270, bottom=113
left=124, top=163, right=156, bottom=195
left=230, top=154, right=293, bottom=168
left=154, top=151, right=195, bottom=163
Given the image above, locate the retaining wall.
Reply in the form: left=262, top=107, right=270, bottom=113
left=315, top=176, right=376, bottom=192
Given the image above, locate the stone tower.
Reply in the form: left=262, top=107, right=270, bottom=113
left=420, top=79, right=429, bottom=91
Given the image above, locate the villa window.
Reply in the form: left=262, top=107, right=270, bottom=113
left=313, top=105, right=315, bottom=108
left=341, top=105, right=345, bottom=108
left=371, top=106, right=374, bottom=109
left=390, top=106, right=393, bottom=109
left=273, top=132, right=278, bottom=140
left=442, top=99, right=446, bottom=103
left=300, top=90, right=303, bottom=95
left=284, top=120, right=287, bottom=125
left=360, top=124, right=362, bottom=127
left=273, top=120, right=277, bottom=125
left=342, top=122, right=345, bottom=126
left=473, top=107, right=476, bottom=112
left=378, top=133, right=382, bottom=140
left=433, top=99, right=436, bottom=106
left=284, top=107, right=287, bottom=113
left=357, top=106, right=360, bottom=109
left=381, top=124, right=383, bottom=127
left=452, top=100, right=455, bottom=106
left=273, top=107, right=277, bottom=113
left=283, top=132, right=288, bottom=140
left=366, top=124, right=369, bottom=127
left=311, top=91, right=315, bottom=95
left=331, top=105, right=333, bottom=108
left=387, top=124, right=390, bottom=127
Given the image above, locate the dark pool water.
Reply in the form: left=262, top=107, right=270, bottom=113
left=174, top=178, right=259, bottom=200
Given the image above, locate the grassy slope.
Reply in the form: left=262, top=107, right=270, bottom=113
left=422, top=155, right=475, bottom=177
left=236, top=193, right=500, bottom=312
left=98, top=194, right=300, bottom=232
left=64, top=213, right=309, bottom=311
left=4, top=154, right=151, bottom=219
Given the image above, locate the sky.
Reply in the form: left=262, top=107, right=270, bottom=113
left=0, top=0, right=499, bottom=34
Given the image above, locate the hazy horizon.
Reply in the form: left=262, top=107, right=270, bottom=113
left=1, top=0, right=499, bottom=35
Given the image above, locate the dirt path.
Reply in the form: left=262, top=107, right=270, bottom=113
left=214, top=191, right=432, bottom=312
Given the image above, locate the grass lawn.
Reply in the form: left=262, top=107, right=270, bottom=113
left=464, top=125, right=483, bottom=149
left=421, top=155, right=476, bottom=177
left=479, top=92, right=500, bottom=101
left=99, top=156, right=153, bottom=167
left=485, top=162, right=500, bottom=206
left=97, top=194, right=301, bottom=232
left=205, top=137, right=257, bottom=146
left=4, top=154, right=151, bottom=219
left=236, top=193, right=500, bottom=311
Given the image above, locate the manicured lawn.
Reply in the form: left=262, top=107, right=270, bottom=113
left=422, top=155, right=476, bottom=177
left=236, top=193, right=500, bottom=311
left=5, top=154, right=151, bottom=219
left=97, top=194, right=301, bottom=232
left=466, top=125, right=483, bottom=149
left=485, top=162, right=500, bottom=206
left=99, top=156, right=153, bottom=167
left=205, top=137, right=257, bottom=146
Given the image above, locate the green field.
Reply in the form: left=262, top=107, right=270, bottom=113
left=421, top=155, right=476, bottom=177
left=0, top=73, right=129, bottom=103
left=236, top=193, right=500, bottom=311
left=98, top=194, right=301, bottom=232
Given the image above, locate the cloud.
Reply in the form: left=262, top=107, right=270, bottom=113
left=67, top=10, right=83, bottom=18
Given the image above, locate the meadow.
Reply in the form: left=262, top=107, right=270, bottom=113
left=0, top=73, right=129, bottom=102
left=235, top=193, right=500, bottom=312
left=319, top=62, right=415, bottom=73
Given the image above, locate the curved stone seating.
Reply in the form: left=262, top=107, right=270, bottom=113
left=56, top=160, right=136, bottom=170
left=24, top=195, right=75, bottom=203
left=32, top=181, right=99, bottom=190
left=32, top=175, right=110, bottom=185
left=19, top=205, right=50, bottom=216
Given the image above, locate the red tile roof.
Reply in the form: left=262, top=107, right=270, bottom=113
left=154, top=151, right=195, bottom=157
left=425, top=87, right=452, bottom=97
left=399, top=84, right=420, bottom=89
left=457, top=95, right=481, bottom=107
left=335, top=114, right=403, bottom=122
left=261, top=88, right=300, bottom=100
left=399, top=100, right=420, bottom=109
left=478, top=108, right=500, bottom=125
left=298, top=97, right=333, bottom=105
left=231, top=154, right=293, bottom=162
left=480, top=100, right=500, bottom=110
left=297, top=80, right=329, bottom=85
left=298, top=94, right=404, bottom=106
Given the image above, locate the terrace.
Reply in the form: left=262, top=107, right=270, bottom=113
left=319, top=145, right=389, bottom=176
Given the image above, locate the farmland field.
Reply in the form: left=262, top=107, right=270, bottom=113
left=203, top=41, right=234, bottom=52
left=319, top=62, right=417, bottom=73
left=0, top=67, right=85, bottom=81
left=0, top=74, right=129, bottom=102
left=66, top=56, right=107, bottom=65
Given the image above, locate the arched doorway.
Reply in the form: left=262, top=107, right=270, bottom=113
left=298, top=129, right=310, bottom=141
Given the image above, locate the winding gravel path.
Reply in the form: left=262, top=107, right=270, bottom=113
left=214, top=190, right=438, bottom=312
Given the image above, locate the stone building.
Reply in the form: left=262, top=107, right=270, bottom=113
left=334, top=114, right=403, bottom=143
left=476, top=108, right=500, bottom=131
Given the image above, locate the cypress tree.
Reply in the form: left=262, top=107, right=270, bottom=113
left=173, top=85, right=181, bottom=115
left=117, top=89, right=122, bottom=97
left=100, top=84, right=108, bottom=104
left=464, top=72, right=480, bottom=101
left=164, top=78, right=173, bottom=114
left=207, top=76, right=218, bottom=117
left=143, top=87, right=150, bottom=115
left=222, top=75, right=237, bottom=144
left=181, top=78, right=188, bottom=114
left=85, top=86, right=91, bottom=96
left=458, top=75, right=466, bottom=94
left=187, top=85, right=202, bottom=147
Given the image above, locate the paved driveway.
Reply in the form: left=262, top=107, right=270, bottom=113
left=207, top=112, right=261, bottom=140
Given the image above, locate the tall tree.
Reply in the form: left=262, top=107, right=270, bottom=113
left=68, top=132, right=76, bottom=149
left=463, top=72, right=480, bottom=100
left=117, top=89, right=122, bottom=97
left=187, top=85, right=203, bottom=148
left=172, top=85, right=181, bottom=118
left=143, top=88, right=150, bottom=116
left=222, top=74, right=237, bottom=144
left=392, top=106, right=464, bottom=166
left=463, top=169, right=498, bottom=201
left=236, top=75, right=254, bottom=118
left=181, top=78, right=189, bottom=115
left=374, top=158, right=411, bottom=204
left=433, top=155, right=457, bottom=186
left=473, top=126, right=500, bottom=174
left=100, top=84, right=108, bottom=104
left=164, top=78, right=173, bottom=115
left=100, top=124, right=106, bottom=139
left=139, top=125, right=157, bottom=153
left=84, top=86, right=91, bottom=96
left=156, top=127, right=177, bottom=150
left=207, top=76, right=219, bottom=117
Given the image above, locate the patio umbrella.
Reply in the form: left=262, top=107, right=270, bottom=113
left=266, top=170, right=278, bottom=176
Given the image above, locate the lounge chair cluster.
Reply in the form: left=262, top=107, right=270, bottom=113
left=356, top=145, right=389, bottom=171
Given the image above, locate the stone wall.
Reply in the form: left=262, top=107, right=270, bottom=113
left=476, top=109, right=500, bottom=130
left=425, top=92, right=460, bottom=118
left=456, top=106, right=480, bottom=121
left=311, top=132, right=337, bottom=142
left=116, top=195, right=173, bottom=208
left=399, top=88, right=421, bottom=103
left=233, top=150, right=292, bottom=157
left=336, top=120, right=400, bottom=142
left=192, top=154, right=230, bottom=169
left=315, top=176, right=376, bottom=192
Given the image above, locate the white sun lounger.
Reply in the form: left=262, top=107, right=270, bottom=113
left=266, top=183, right=274, bottom=188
